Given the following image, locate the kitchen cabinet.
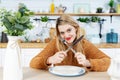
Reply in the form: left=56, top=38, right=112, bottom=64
left=0, top=49, right=2, bottom=67
left=0, top=48, right=119, bottom=67
left=99, top=48, right=120, bottom=58
left=0, top=48, right=43, bottom=67
left=99, top=48, right=115, bottom=58
left=114, top=48, right=120, bottom=57
left=0, top=48, right=5, bottom=67
left=21, top=48, right=43, bottom=67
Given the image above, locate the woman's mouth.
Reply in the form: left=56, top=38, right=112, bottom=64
left=65, top=37, right=71, bottom=41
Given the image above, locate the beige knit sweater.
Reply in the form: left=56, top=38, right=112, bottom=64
left=30, top=38, right=110, bottom=71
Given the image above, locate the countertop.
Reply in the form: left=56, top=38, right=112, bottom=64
left=0, top=67, right=110, bottom=80
left=0, top=43, right=120, bottom=48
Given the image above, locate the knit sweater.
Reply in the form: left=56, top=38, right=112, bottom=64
left=30, top=38, right=110, bottom=71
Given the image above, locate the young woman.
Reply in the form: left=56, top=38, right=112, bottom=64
left=30, top=14, right=110, bottom=71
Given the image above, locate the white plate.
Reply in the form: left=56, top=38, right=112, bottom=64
left=49, top=65, right=85, bottom=77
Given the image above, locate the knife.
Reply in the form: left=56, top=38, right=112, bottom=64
left=50, top=35, right=84, bottom=68
left=65, top=35, right=84, bottom=53
left=60, top=37, right=76, bottom=54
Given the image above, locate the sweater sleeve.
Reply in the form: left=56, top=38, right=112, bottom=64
left=30, top=39, right=56, bottom=69
left=82, top=39, right=111, bottom=71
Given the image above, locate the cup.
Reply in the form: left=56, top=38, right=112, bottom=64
left=107, top=56, right=120, bottom=80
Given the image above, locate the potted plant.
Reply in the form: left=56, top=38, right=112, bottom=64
left=40, top=16, right=49, bottom=27
left=90, top=16, right=100, bottom=22
left=77, top=17, right=90, bottom=27
left=0, top=4, right=34, bottom=36
left=108, top=0, right=116, bottom=13
left=40, top=16, right=49, bottom=22
left=77, top=17, right=90, bottom=23
left=0, top=3, right=34, bottom=80
left=96, top=7, right=103, bottom=13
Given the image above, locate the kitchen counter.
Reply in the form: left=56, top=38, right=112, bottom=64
left=0, top=42, right=120, bottom=48
left=0, top=67, right=110, bottom=80
left=0, top=43, right=46, bottom=48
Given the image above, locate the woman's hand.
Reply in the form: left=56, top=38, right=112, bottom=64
left=47, top=51, right=67, bottom=65
left=75, top=52, right=91, bottom=67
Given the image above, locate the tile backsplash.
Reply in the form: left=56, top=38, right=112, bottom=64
left=0, top=0, right=120, bottom=43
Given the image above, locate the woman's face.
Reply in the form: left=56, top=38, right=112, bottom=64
left=58, top=24, right=77, bottom=44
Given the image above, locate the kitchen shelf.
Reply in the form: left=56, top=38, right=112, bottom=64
left=35, top=13, right=120, bottom=16
left=34, top=13, right=120, bottom=23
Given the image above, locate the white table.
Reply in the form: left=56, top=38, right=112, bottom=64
left=0, top=67, right=110, bottom=80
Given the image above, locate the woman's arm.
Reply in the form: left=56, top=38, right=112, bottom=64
left=82, top=39, right=111, bottom=71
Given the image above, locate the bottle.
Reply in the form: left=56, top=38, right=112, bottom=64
left=111, top=29, right=118, bottom=43
left=106, top=29, right=118, bottom=43
left=117, top=3, right=120, bottom=13
left=50, top=0, right=55, bottom=13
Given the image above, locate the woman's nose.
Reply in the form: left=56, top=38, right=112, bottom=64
left=64, top=32, right=69, bottom=37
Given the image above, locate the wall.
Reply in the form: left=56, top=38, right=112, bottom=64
left=0, top=0, right=120, bottom=43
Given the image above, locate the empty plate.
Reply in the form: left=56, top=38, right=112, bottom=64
left=49, top=65, right=86, bottom=77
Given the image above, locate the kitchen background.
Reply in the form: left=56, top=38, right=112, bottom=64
left=0, top=0, right=120, bottom=43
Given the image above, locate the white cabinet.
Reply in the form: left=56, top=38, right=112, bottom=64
left=99, top=48, right=115, bottom=58
left=0, top=48, right=6, bottom=67
left=0, top=48, right=43, bottom=67
left=99, top=48, right=120, bottom=58
left=0, top=49, right=2, bottom=67
left=21, top=48, right=43, bottom=67
left=114, top=48, right=120, bottom=57
left=0, top=48, right=120, bottom=67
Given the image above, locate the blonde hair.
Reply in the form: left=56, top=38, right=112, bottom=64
left=56, top=14, right=84, bottom=53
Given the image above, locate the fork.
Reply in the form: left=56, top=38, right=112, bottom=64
left=50, top=37, right=77, bottom=68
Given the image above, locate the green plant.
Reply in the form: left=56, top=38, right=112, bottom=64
left=77, top=17, right=90, bottom=23
left=109, top=0, right=114, bottom=8
left=18, top=3, right=34, bottom=16
left=0, top=3, right=34, bottom=36
left=40, top=16, right=49, bottom=22
left=90, top=16, right=100, bottom=22
left=96, top=7, right=103, bottom=13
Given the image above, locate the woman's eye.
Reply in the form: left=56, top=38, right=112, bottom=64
left=60, top=32, right=64, bottom=35
left=67, top=29, right=71, bottom=32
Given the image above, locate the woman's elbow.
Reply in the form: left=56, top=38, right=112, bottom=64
left=29, top=58, right=41, bottom=69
